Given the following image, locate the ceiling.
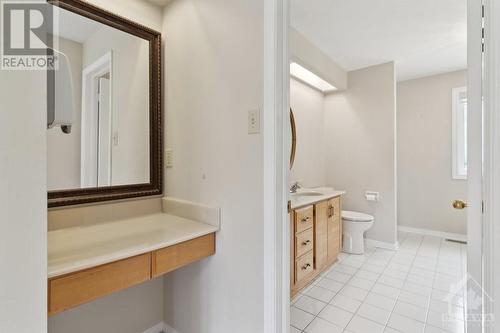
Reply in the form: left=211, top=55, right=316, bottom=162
left=54, top=7, right=101, bottom=43
left=291, top=0, right=467, bottom=81
left=146, top=0, right=172, bottom=6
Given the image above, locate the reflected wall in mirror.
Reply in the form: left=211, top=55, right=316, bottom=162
left=47, top=0, right=162, bottom=207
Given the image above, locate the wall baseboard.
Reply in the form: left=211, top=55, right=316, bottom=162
left=365, top=239, right=400, bottom=251
left=398, top=226, right=467, bottom=242
left=141, top=322, right=180, bottom=333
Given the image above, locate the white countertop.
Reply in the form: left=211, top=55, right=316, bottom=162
left=48, top=213, right=218, bottom=278
left=290, top=187, right=346, bottom=209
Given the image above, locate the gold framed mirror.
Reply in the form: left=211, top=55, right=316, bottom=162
left=290, top=108, right=297, bottom=169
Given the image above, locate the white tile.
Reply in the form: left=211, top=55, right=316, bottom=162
left=290, top=306, right=314, bottom=330
left=424, top=325, right=449, bottom=333
left=326, top=270, right=352, bottom=283
left=402, top=281, right=432, bottom=297
left=303, top=317, right=343, bottom=333
left=317, top=304, right=353, bottom=329
left=384, top=328, right=402, bottom=333
left=294, top=295, right=328, bottom=316
left=429, top=299, right=464, bottom=320
left=356, top=302, right=391, bottom=325
left=355, top=269, right=380, bottom=281
left=339, top=285, right=368, bottom=301
left=406, top=274, right=434, bottom=287
left=346, top=315, right=385, bottom=333
left=329, top=294, right=362, bottom=313
left=315, top=277, right=344, bottom=292
left=382, top=269, right=408, bottom=280
left=398, top=290, right=429, bottom=309
left=431, top=289, right=464, bottom=307
left=303, top=285, right=336, bottom=303
left=387, top=313, right=425, bottom=333
left=393, top=300, right=427, bottom=323
left=378, top=275, right=405, bottom=289
left=410, top=267, right=436, bottom=279
left=426, top=311, right=465, bottom=333
left=362, top=263, right=385, bottom=273
left=332, top=263, right=358, bottom=275
left=371, top=283, right=400, bottom=299
left=290, top=326, right=302, bottom=333
left=347, top=277, right=375, bottom=291
left=364, top=291, right=397, bottom=311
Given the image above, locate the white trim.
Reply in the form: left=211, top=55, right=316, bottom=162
left=365, top=239, right=400, bottom=251
left=81, top=51, right=113, bottom=187
left=451, top=86, right=468, bottom=180
left=397, top=226, right=467, bottom=243
left=482, top=0, right=499, bottom=331
left=467, top=0, right=485, bottom=331
left=263, top=0, right=289, bottom=332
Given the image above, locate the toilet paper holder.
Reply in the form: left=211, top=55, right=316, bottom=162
left=365, top=191, right=379, bottom=202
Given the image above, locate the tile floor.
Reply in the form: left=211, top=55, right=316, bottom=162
left=290, top=232, right=467, bottom=333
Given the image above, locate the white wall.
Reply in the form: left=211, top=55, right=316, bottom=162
left=162, top=0, right=264, bottom=332
left=0, top=71, right=47, bottom=331
left=48, top=1, right=164, bottom=333
left=290, top=78, right=327, bottom=187
left=324, top=62, right=397, bottom=245
left=47, top=37, right=82, bottom=190
left=397, top=70, right=467, bottom=234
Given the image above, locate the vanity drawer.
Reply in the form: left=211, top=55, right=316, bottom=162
left=152, top=233, right=215, bottom=278
left=295, top=229, right=314, bottom=258
left=48, top=253, right=151, bottom=316
left=295, top=251, right=314, bottom=282
left=295, top=205, right=313, bottom=233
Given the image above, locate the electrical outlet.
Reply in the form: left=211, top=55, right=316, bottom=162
left=165, top=149, right=173, bottom=168
left=248, top=109, right=260, bottom=134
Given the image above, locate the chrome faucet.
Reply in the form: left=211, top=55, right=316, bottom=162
left=290, top=181, right=301, bottom=193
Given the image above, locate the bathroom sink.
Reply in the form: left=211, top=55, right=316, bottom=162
left=293, top=191, right=324, bottom=197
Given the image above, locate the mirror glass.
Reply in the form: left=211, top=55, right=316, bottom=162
left=47, top=6, right=150, bottom=191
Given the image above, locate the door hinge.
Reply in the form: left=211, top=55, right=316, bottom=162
left=482, top=200, right=485, bottom=214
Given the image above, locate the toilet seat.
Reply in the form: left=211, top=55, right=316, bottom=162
left=342, top=210, right=374, bottom=222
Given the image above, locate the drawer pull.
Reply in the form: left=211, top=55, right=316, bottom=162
left=301, top=263, right=311, bottom=270
left=301, top=240, right=311, bottom=246
left=301, top=217, right=310, bottom=222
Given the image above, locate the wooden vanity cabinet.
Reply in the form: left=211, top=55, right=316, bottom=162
left=291, top=196, right=342, bottom=297
left=48, top=233, right=215, bottom=316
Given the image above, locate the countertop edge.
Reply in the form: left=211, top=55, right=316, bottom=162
left=290, top=192, right=344, bottom=210
left=48, top=225, right=218, bottom=279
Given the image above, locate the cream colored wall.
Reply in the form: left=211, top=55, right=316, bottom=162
left=47, top=37, right=82, bottom=190
left=290, top=78, right=327, bottom=187
left=0, top=71, right=47, bottom=331
left=324, top=62, right=398, bottom=245
left=162, top=0, right=264, bottom=332
left=82, top=26, right=150, bottom=186
left=48, top=1, right=164, bottom=333
left=397, top=70, right=467, bottom=235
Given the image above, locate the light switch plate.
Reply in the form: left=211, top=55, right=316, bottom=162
left=248, top=109, right=260, bottom=134
left=165, top=149, right=173, bottom=168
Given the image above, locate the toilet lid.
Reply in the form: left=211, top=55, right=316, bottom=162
left=342, top=210, right=374, bottom=222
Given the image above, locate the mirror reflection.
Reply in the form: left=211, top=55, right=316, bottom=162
left=47, top=6, right=150, bottom=191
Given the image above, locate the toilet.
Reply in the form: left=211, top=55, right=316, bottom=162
left=342, top=210, right=374, bottom=254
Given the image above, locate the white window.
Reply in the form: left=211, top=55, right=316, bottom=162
left=452, top=87, right=467, bottom=180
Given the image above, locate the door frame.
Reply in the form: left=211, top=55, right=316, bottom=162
left=263, top=0, right=290, bottom=332
left=481, top=0, right=500, bottom=331
left=81, top=51, right=113, bottom=187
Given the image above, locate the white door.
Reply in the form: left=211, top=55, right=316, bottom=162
left=97, top=77, right=112, bottom=186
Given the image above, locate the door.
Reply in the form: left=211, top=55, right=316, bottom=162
left=466, top=0, right=484, bottom=331
left=315, top=202, right=328, bottom=270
